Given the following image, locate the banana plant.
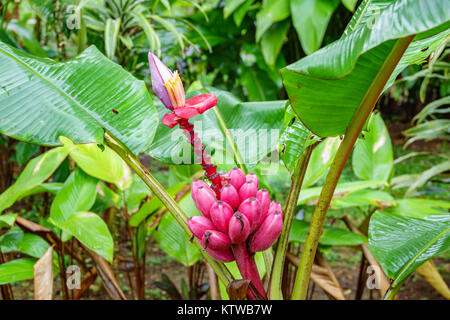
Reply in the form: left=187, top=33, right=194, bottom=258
left=0, top=0, right=449, bottom=301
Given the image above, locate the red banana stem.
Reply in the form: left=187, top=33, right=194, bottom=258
left=177, top=118, right=222, bottom=197
left=232, top=243, right=267, bottom=300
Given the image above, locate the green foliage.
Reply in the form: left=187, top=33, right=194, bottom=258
left=303, top=137, right=340, bottom=187
left=290, top=0, right=340, bottom=55
left=61, top=137, right=132, bottom=190
left=50, top=167, right=98, bottom=225
left=278, top=105, right=314, bottom=174
left=0, top=228, right=50, bottom=259
left=369, top=211, right=450, bottom=286
left=14, top=142, right=40, bottom=166
left=0, top=258, right=36, bottom=285
left=60, top=211, right=114, bottom=262
left=289, top=219, right=367, bottom=246
left=352, top=113, right=393, bottom=182
left=0, top=42, right=158, bottom=155
left=0, top=147, right=69, bottom=212
left=153, top=192, right=201, bottom=266
left=0, top=213, right=17, bottom=228
left=282, top=0, right=449, bottom=137
left=149, top=88, right=286, bottom=170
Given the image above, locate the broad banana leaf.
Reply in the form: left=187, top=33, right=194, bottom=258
left=0, top=42, right=158, bottom=155
left=282, top=0, right=450, bottom=137
left=368, top=211, right=450, bottom=286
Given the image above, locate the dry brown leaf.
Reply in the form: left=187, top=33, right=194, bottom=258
left=416, top=260, right=450, bottom=300
left=226, top=279, right=251, bottom=300
left=287, top=253, right=345, bottom=300
left=85, top=247, right=127, bottom=300
left=34, top=246, right=54, bottom=300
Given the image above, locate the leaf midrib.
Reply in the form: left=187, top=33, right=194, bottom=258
left=393, top=226, right=449, bottom=286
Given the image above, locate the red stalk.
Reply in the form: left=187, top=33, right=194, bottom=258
left=231, top=243, right=266, bottom=300
left=177, top=118, right=222, bottom=196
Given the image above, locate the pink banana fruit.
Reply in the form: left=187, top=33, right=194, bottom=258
left=192, top=184, right=217, bottom=218
left=248, top=211, right=283, bottom=252
left=220, top=183, right=240, bottom=210
left=210, top=201, right=234, bottom=233
left=268, top=201, right=283, bottom=218
left=187, top=216, right=216, bottom=239
left=191, top=180, right=210, bottom=203
left=238, top=197, right=261, bottom=232
left=228, top=212, right=251, bottom=244
left=226, top=168, right=246, bottom=191
left=246, top=173, right=259, bottom=188
left=201, top=230, right=231, bottom=250
left=238, top=181, right=258, bottom=202
left=205, top=247, right=235, bottom=262
left=256, top=189, right=270, bottom=224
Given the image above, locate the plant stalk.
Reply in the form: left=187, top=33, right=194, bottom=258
left=268, top=143, right=314, bottom=299
left=104, top=131, right=234, bottom=286
left=290, top=35, right=414, bottom=300
left=383, top=282, right=403, bottom=300
left=232, top=243, right=266, bottom=299
left=177, top=119, right=223, bottom=196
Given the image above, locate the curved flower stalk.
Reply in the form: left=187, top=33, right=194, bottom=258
left=148, top=52, right=221, bottom=195
left=149, top=53, right=283, bottom=299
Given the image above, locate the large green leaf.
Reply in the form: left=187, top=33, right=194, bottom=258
left=1, top=229, right=50, bottom=259
left=403, top=160, right=450, bottom=197
left=261, top=20, right=290, bottom=67
left=289, top=219, right=367, bottom=246
left=0, top=258, right=36, bottom=285
left=61, top=137, right=132, bottom=190
left=130, top=183, right=185, bottom=227
left=0, top=213, right=17, bottom=228
left=255, top=0, right=290, bottom=41
left=153, top=192, right=201, bottom=266
left=368, top=211, right=450, bottom=286
left=298, top=179, right=385, bottom=204
left=0, top=147, right=69, bottom=212
left=60, top=211, right=114, bottom=262
left=240, top=67, right=277, bottom=101
left=104, top=18, right=121, bottom=59
left=14, top=141, right=40, bottom=166
left=50, top=168, right=98, bottom=225
left=330, top=189, right=395, bottom=209
left=0, top=42, right=158, bottom=155
left=383, top=199, right=450, bottom=219
left=290, top=0, right=340, bottom=55
left=148, top=88, right=285, bottom=170
left=224, top=0, right=248, bottom=18
left=281, top=0, right=450, bottom=137
left=352, top=113, right=393, bottom=182
left=0, top=227, right=24, bottom=252
left=302, top=137, right=340, bottom=187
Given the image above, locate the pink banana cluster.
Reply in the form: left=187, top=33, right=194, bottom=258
left=187, top=168, right=283, bottom=262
